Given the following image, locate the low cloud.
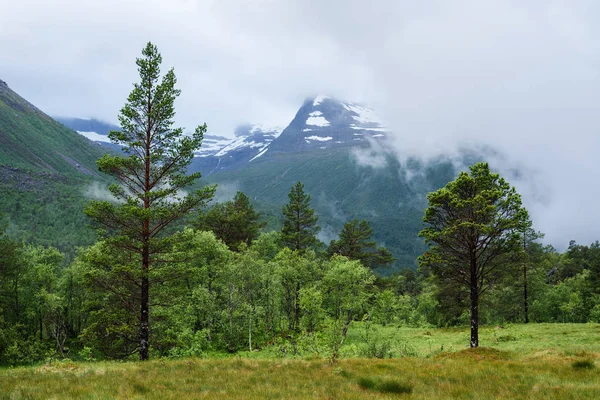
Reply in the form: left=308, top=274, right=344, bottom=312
left=83, top=182, right=118, bottom=202
left=211, top=182, right=240, bottom=204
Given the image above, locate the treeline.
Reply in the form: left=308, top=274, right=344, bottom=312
left=1, top=192, right=600, bottom=365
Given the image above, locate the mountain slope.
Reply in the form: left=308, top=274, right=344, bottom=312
left=0, top=79, right=111, bottom=255
left=54, top=117, right=122, bottom=152
left=190, top=96, right=464, bottom=272
left=0, top=80, right=106, bottom=177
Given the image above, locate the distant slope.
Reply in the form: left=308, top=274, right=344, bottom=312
left=54, top=117, right=123, bottom=152
left=0, top=80, right=106, bottom=177
left=202, top=146, right=460, bottom=272
left=190, top=95, right=476, bottom=272
left=0, top=79, right=111, bottom=255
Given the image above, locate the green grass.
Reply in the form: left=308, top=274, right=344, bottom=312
left=342, top=322, right=600, bottom=358
left=1, top=323, right=599, bottom=399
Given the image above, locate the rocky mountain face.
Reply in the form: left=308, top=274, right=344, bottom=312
left=188, top=96, right=389, bottom=175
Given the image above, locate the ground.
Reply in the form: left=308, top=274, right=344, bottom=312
left=1, top=323, right=599, bottom=399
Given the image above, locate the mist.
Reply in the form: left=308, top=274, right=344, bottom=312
left=3, top=0, right=600, bottom=248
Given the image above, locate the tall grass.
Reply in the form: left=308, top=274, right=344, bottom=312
left=1, top=323, right=599, bottom=399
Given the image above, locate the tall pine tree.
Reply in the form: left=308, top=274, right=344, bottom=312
left=281, top=182, right=320, bottom=251
left=84, top=42, right=215, bottom=360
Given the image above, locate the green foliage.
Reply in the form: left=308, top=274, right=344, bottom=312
left=328, top=219, right=394, bottom=269
left=419, top=162, right=531, bottom=347
left=83, top=42, right=215, bottom=360
left=0, top=81, right=105, bottom=176
left=281, top=181, right=320, bottom=251
left=195, top=191, right=265, bottom=251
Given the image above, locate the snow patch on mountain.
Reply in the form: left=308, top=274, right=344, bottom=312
left=249, top=147, right=269, bottom=162
left=342, top=103, right=384, bottom=125
left=306, top=111, right=330, bottom=127
left=214, top=137, right=259, bottom=157
left=305, top=136, right=333, bottom=142
left=196, top=135, right=232, bottom=157
left=77, top=131, right=112, bottom=143
left=313, top=95, right=329, bottom=106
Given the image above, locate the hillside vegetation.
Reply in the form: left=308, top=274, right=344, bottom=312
left=203, top=148, right=459, bottom=271
left=0, top=80, right=108, bottom=254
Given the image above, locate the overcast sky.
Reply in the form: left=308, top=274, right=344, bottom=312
left=2, top=0, right=600, bottom=248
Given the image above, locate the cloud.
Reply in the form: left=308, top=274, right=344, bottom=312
left=3, top=0, right=600, bottom=248
left=83, top=182, right=118, bottom=202
left=211, top=182, right=240, bottom=204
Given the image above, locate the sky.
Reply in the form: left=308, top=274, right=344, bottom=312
left=2, top=0, right=600, bottom=248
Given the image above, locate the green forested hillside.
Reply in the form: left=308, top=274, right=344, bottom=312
left=203, top=147, right=459, bottom=271
left=0, top=80, right=104, bottom=176
left=0, top=79, right=108, bottom=254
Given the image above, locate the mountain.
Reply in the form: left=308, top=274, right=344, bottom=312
left=190, top=96, right=389, bottom=175
left=190, top=96, right=464, bottom=272
left=0, top=80, right=106, bottom=177
left=55, top=117, right=122, bottom=152
left=0, top=80, right=110, bottom=254
left=192, top=124, right=283, bottom=175
left=267, top=95, right=388, bottom=154
left=0, top=86, right=469, bottom=270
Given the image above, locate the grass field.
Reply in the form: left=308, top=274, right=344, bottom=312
left=1, top=323, right=599, bottom=399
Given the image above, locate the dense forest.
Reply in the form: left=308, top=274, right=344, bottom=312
left=1, top=199, right=600, bottom=365
left=1, top=43, right=600, bottom=367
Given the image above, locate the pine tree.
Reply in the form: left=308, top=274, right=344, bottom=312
left=195, top=191, right=265, bottom=251
left=419, top=162, right=530, bottom=348
left=281, top=182, right=320, bottom=251
left=328, top=219, right=395, bottom=269
left=84, top=42, right=215, bottom=360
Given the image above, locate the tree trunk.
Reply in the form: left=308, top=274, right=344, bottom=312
left=470, top=271, right=479, bottom=348
left=523, top=263, right=529, bottom=324
left=248, top=313, right=252, bottom=352
left=523, top=234, right=529, bottom=324
left=140, top=243, right=150, bottom=361
left=294, top=282, right=301, bottom=332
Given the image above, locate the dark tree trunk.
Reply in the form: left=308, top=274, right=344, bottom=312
left=294, top=282, right=301, bottom=332
left=523, top=263, right=529, bottom=324
left=523, top=234, right=529, bottom=324
left=140, top=243, right=150, bottom=361
left=470, top=257, right=479, bottom=348
left=470, top=284, right=479, bottom=348
left=140, top=99, right=151, bottom=361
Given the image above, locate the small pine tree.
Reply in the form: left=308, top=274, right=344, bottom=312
left=328, top=219, right=395, bottom=269
left=281, top=182, right=320, bottom=251
left=195, top=191, right=265, bottom=251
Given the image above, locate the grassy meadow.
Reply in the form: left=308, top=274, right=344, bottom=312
left=1, top=323, right=599, bottom=399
